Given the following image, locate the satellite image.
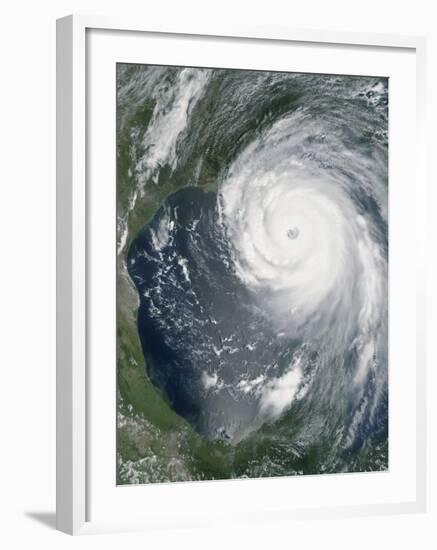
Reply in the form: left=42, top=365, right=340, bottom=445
left=116, top=64, right=388, bottom=484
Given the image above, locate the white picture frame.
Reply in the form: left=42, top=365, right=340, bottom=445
left=56, top=14, right=427, bottom=535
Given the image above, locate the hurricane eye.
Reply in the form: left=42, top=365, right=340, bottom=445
left=287, top=227, right=299, bottom=240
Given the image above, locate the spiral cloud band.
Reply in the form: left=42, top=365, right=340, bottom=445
left=217, top=104, right=388, bottom=442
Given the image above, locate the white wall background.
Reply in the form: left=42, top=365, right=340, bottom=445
left=0, top=0, right=435, bottom=548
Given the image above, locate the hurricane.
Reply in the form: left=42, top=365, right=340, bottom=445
left=118, top=65, right=389, bottom=483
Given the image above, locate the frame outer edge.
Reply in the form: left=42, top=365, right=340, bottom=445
left=73, top=13, right=423, bottom=49
left=56, top=14, right=87, bottom=535
left=55, top=14, right=427, bottom=533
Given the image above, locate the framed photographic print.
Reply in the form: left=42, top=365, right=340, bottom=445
left=56, top=14, right=427, bottom=535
